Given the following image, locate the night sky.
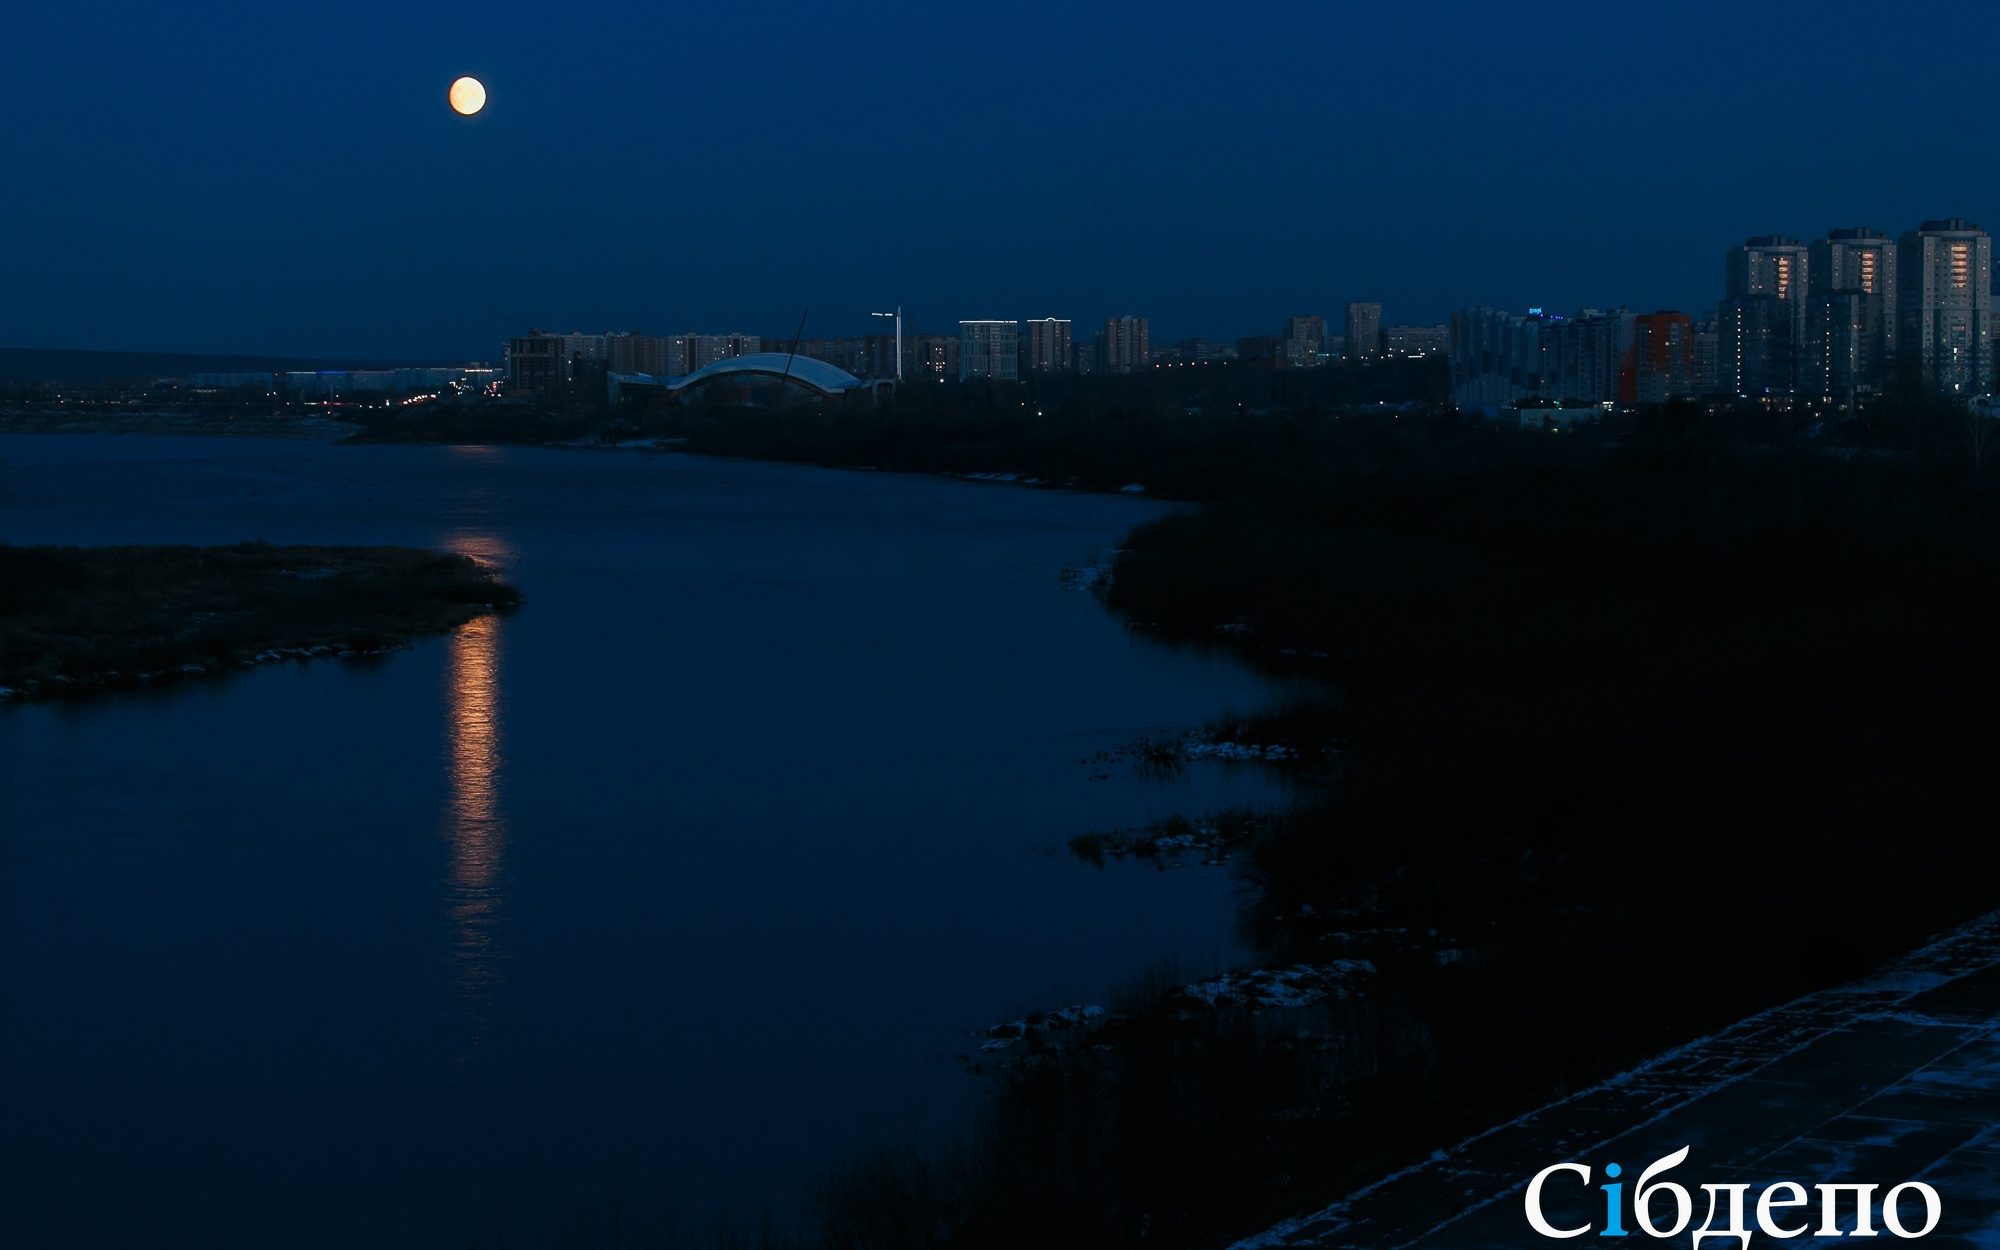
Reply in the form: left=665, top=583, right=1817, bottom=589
left=5, top=0, right=1996, bottom=360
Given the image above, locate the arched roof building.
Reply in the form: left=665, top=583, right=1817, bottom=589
left=609, top=352, right=872, bottom=403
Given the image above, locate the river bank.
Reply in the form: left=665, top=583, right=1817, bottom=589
left=1232, top=906, right=2000, bottom=1249
left=0, top=407, right=361, bottom=441
left=640, top=400, right=2000, bottom=1250
left=0, top=542, right=519, bottom=700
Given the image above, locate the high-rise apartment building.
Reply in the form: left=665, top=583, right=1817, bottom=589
left=1723, top=236, right=1809, bottom=394
left=556, top=332, right=609, bottom=366
left=1449, top=307, right=1547, bottom=408
left=1280, top=314, right=1326, bottom=368
left=1897, top=218, right=1993, bottom=396
left=606, top=333, right=681, bottom=377
left=1345, top=302, right=1383, bottom=360
left=506, top=330, right=609, bottom=398
left=1718, top=295, right=1783, bottom=397
left=686, top=334, right=761, bottom=370
left=910, top=334, right=958, bottom=381
left=1692, top=319, right=1719, bottom=394
left=1622, top=312, right=1696, bottom=404
left=782, top=338, right=871, bottom=376
left=1806, top=228, right=1896, bottom=402
left=505, top=333, right=567, bottom=399
left=1023, top=318, right=1073, bottom=373
left=1542, top=309, right=1637, bottom=404
left=1100, top=316, right=1150, bottom=374
left=958, top=320, right=1021, bottom=381
left=1806, top=291, right=1878, bottom=409
left=860, top=334, right=901, bottom=381
left=1385, top=324, right=1448, bottom=356
left=1812, top=228, right=1897, bottom=349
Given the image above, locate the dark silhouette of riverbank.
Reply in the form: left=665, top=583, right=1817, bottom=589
left=660, top=396, right=2000, bottom=1250
left=0, top=542, right=519, bottom=699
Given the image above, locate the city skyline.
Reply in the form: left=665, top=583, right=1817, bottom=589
left=463, top=211, right=1993, bottom=411
left=12, top=201, right=1997, bottom=378
left=8, top=0, right=2000, bottom=360
left=72, top=205, right=1985, bottom=411
left=11, top=207, right=1998, bottom=368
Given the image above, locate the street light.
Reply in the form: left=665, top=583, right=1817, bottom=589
left=870, top=308, right=902, bottom=382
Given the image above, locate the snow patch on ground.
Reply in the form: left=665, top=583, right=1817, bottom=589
left=1184, top=736, right=1298, bottom=762
left=1172, top=962, right=1376, bottom=1013
left=972, top=961, right=1390, bottom=1064
left=1086, top=726, right=1304, bottom=779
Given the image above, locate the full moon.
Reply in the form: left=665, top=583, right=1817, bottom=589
left=448, top=76, right=486, bottom=116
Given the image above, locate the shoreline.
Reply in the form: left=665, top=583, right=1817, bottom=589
left=0, top=409, right=362, bottom=441
left=0, top=418, right=1184, bottom=512
left=0, top=542, right=521, bottom=704
left=0, top=633, right=470, bottom=704
left=706, top=403, right=2000, bottom=1249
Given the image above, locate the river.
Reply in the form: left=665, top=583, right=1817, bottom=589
left=0, top=434, right=1297, bottom=1248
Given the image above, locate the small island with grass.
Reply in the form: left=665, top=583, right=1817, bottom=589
left=0, top=542, right=520, bottom=701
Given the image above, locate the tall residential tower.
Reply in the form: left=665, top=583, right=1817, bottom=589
left=1023, top=318, right=1073, bottom=373
left=1720, top=236, right=1809, bottom=396
left=958, top=320, right=1021, bottom=381
left=1100, top=316, right=1150, bottom=374
left=1806, top=228, right=1896, bottom=404
left=1897, top=219, right=1993, bottom=396
left=1345, top=302, right=1383, bottom=360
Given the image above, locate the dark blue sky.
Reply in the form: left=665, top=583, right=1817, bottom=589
left=5, top=0, right=1994, bottom=361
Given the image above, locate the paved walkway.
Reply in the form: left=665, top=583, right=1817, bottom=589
left=1231, top=913, right=2000, bottom=1249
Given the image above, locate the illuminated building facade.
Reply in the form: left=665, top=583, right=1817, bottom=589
left=1898, top=218, right=1993, bottom=395
left=1385, top=324, right=1448, bottom=357
left=1345, top=302, right=1383, bottom=359
left=1723, top=236, right=1808, bottom=394
left=1621, top=311, right=1696, bottom=404
left=1806, top=228, right=1895, bottom=403
left=1024, top=318, right=1073, bottom=373
left=1279, top=314, right=1326, bottom=368
left=958, top=320, right=1020, bottom=381
left=1100, top=316, right=1150, bottom=374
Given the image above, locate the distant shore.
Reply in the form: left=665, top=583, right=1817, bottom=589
left=0, top=408, right=360, bottom=441
left=0, top=542, right=519, bottom=701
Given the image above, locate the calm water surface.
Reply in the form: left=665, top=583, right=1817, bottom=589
left=0, top=435, right=1296, bottom=1248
